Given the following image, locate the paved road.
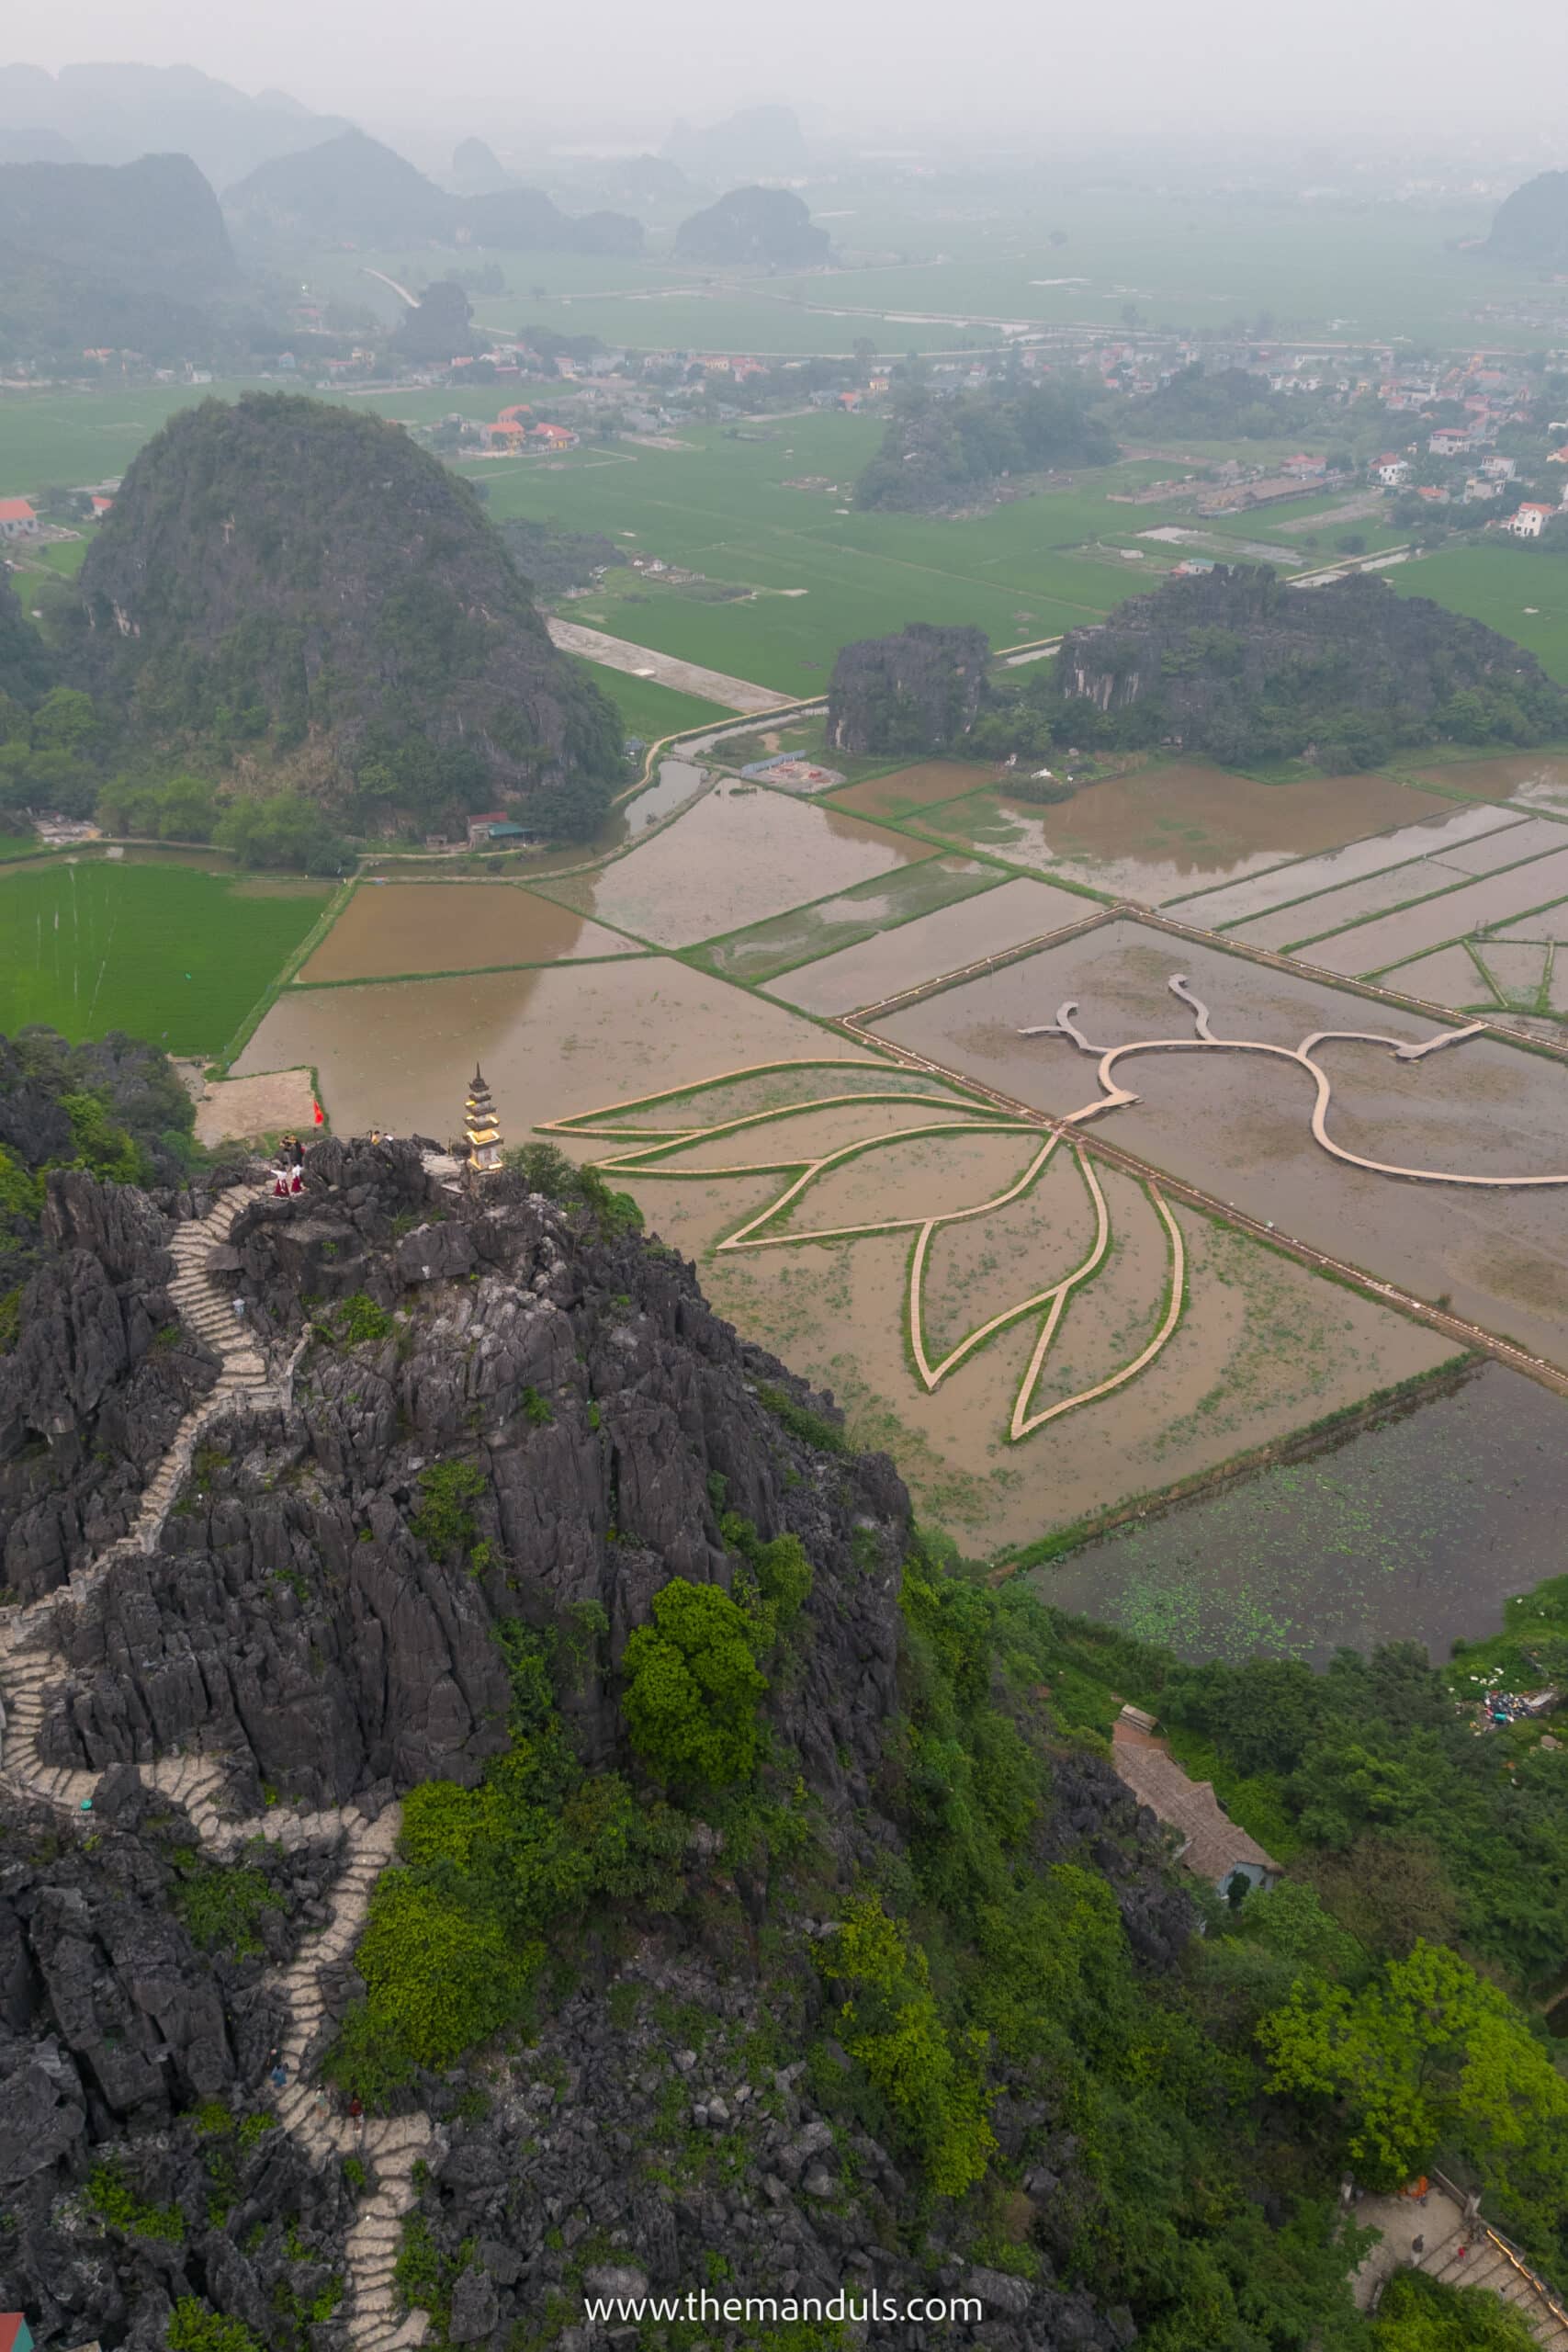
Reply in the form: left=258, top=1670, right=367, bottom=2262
left=546, top=617, right=794, bottom=714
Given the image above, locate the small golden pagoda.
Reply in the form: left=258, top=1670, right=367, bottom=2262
left=463, top=1065, right=503, bottom=1179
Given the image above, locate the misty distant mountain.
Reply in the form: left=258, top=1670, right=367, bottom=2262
left=1486, top=169, right=1568, bottom=269
left=0, top=151, right=241, bottom=361
left=450, top=136, right=512, bottom=196
left=226, top=128, right=641, bottom=256
left=664, top=102, right=807, bottom=183
left=0, top=61, right=349, bottom=185
left=0, top=124, right=79, bottom=164
left=674, top=185, right=829, bottom=267
left=226, top=127, right=452, bottom=241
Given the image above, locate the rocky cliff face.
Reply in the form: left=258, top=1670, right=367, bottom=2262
left=827, top=623, right=991, bottom=756
left=28, top=1141, right=903, bottom=1830
left=0, top=1137, right=1193, bottom=2350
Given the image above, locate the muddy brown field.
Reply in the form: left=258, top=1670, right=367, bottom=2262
left=298, top=882, right=643, bottom=982
left=764, top=876, right=1092, bottom=1012
left=537, top=786, right=934, bottom=946
left=909, top=763, right=1461, bottom=905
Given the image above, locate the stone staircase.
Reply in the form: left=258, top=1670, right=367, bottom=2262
left=0, top=1175, right=434, bottom=2347
left=1421, top=2224, right=1568, bottom=2351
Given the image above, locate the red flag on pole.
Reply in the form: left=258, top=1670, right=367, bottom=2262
left=312, top=1099, right=324, bottom=1125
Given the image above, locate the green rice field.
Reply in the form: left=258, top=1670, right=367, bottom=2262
left=298, top=189, right=1544, bottom=355
left=1390, top=546, right=1568, bottom=684
left=0, top=858, right=334, bottom=1053
left=571, top=660, right=729, bottom=743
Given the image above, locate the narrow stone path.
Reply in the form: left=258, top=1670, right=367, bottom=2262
left=1354, top=2187, right=1568, bottom=2350
left=0, top=1178, right=434, bottom=2348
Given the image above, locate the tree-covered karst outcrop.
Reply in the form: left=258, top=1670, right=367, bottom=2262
left=1118, top=362, right=1336, bottom=441
left=0, top=150, right=240, bottom=359
left=1039, top=563, right=1568, bottom=770
left=1486, top=168, right=1568, bottom=267
left=855, top=379, right=1118, bottom=513
left=3, top=1115, right=1568, bottom=2346
left=828, top=622, right=991, bottom=755
left=223, top=127, right=641, bottom=255
left=67, top=393, right=624, bottom=832
left=0, top=570, right=56, bottom=711
left=673, top=184, right=829, bottom=266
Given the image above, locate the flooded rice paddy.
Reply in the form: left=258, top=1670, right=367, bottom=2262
left=1406, top=752, right=1568, bottom=810
left=536, top=785, right=934, bottom=947
left=1037, top=1360, right=1568, bottom=1665
left=826, top=761, right=1005, bottom=822
left=764, top=876, right=1093, bottom=1012
left=234, top=957, right=875, bottom=1139
left=1381, top=944, right=1493, bottom=1008
left=1224, top=821, right=1568, bottom=954
left=692, top=857, right=996, bottom=984
left=908, top=763, right=1459, bottom=905
left=1169, top=802, right=1523, bottom=927
left=1473, top=943, right=1550, bottom=1009
left=873, top=920, right=1568, bottom=1369
left=622, top=758, right=708, bottom=829
left=1309, top=845, right=1568, bottom=973
left=1230, top=858, right=1491, bottom=953
left=297, top=882, right=642, bottom=982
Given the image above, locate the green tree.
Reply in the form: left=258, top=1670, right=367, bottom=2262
left=1369, top=2267, right=1539, bottom=2349
left=621, top=1577, right=769, bottom=1789
left=1258, top=1940, right=1568, bottom=2257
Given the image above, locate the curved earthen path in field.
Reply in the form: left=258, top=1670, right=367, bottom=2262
left=1022, top=977, right=1568, bottom=1190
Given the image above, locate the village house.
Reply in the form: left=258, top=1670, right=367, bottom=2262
left=1428, top=425, right=1472, bottom=458
left=1111, top=1709, right=1280, bottom=1901
left=1506, top=502, right=1556, bottom=538
left=529, top=423, right=577, bottom=449
left=0, top=497, right=39, bottom=539
left=1481, top=453, right=1517, bottom=481
left=1371, top=454, right=1410, bottom=488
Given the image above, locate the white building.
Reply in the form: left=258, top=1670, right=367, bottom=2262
left=1506, top=503, right=1555, bottom=538
left=0, top=497, right=39, bottom=538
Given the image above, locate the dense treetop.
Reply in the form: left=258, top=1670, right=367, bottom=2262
left=854, top=376, right=1118, bottom=512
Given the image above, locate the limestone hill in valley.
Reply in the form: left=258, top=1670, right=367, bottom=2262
left=0, top=150, right=238, bottom=358
left=1486, top=168, right=1568, bottom=267
left=827, top=622, right=992, bottom=754
left=824, top=572, right=1568, bottom=776
left=1054, top=564, right=1568, bottom=768
left=223, top=126, right=641, bottom=254
left=673, top=182, right=829, bottom=266
left=853, top=379, right=1119, bottom=514
left=69, top=392, right=625, bottom=834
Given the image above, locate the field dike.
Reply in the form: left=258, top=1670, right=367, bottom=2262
left=0, top=1177, right=436, bottom=2352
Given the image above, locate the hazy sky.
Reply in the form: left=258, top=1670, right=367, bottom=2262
left=19, top=0, right=1568, bottom=148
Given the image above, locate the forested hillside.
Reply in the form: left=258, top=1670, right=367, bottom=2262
left=65, top=392, right=625, bottom=835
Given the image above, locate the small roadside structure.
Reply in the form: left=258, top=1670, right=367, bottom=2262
left=1111, top=1706, right=1280, bottom=1899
